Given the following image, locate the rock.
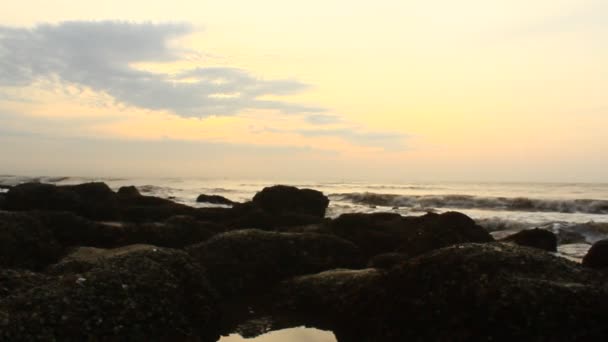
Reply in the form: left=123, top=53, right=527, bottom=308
left=583, top=239, right=608, bottom=269
left=556, top=228, right=587, bottom=244
left=228, top=202, right=326, bottom=229
left=121, top=216, right=222, bottom=248
left=501, top=228, right=558, bottom=251
left=252, top=185, right=329, bottom=218
left=32, top=211, right=124, bottom=248
left=0, top=210, right=227, bottom=271
left=367, top=253, right=409, bottom=269
left=46, top=244, right=157, bottom=275
left=0, top=194, right=6, bottom=209
left=117, top=186, right=140, bottom=197
left=196, top=194, right=235, bottom=206
left=187, top=229, right=361, bottom=296
left=0, top=211, right=64, bottom=270
left=117, top=195, right=195, bottom=222
left=0, top=247, right=220, bottom=341
left=275, top=268, right=383, bottom=337
left=323, top=211, right=493, bottom=259
left=276, top=243, right=608, bottom=341
left=5, top=182, right=196, bottom=222
left=5, top=182, right=83, bottom=214
left=5, top=182, right=119, bottom=220
left=0, top=269, right=49, bottom=298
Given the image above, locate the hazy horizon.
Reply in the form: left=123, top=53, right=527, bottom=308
left=1, top=1, right=607, bottom=183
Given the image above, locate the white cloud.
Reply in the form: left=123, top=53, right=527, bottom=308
left=0, top=21, right=319, bottom=117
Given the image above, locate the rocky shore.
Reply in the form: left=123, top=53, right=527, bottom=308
left=1, top=182, right=608, bottom=341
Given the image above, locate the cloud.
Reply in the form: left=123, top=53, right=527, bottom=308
left=0, top=21, right=319, bottom=117
left=261, top=125, right=407, bottom=151
left=296, top=128, right=407, bottom=150
left=304, top=114, right=343, bottom=125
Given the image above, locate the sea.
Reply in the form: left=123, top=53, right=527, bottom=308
left=2, top=176, right=607, bottom=341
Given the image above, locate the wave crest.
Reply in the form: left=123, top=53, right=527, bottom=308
left=330, top=192, right=608, bottom=214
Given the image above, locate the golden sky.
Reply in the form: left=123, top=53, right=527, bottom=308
left=0, top=1, right=607, bottom=181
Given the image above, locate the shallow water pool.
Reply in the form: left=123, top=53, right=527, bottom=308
left=218, top=327, right=336, bottom=342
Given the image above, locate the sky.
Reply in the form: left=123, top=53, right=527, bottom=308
left=0, top=0, right=607, bottom=182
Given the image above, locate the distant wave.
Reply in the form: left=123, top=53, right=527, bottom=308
left=138, top=185, right=178, bottom=193
left=198, top=187, right=239, bottom=194
left=330, top=192, right=608, bottom=214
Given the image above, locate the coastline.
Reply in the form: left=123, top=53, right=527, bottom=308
left=1, top=181, right=608, bottom=340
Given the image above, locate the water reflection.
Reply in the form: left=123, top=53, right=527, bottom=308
left=218, top=327, right=336, bottom=342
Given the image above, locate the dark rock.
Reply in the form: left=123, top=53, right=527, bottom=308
left=556, top=228, right=587, bottom=244
left=323, top=211, right=493, bottom=259
left=0, top=211, right=64, bottom=270
left=252, top=185, right=329, bottom=218
left=196, top=194, right=235, bottom=206
left=275, top=268, right=383, bottom=328
left=0, top=210, right=227, bottom=271
left=367, top=253, right=409, bottom=269
left=229, top=202, right=326, bottom=229
left=117, top=186, right=140, bottom=197
left=5, top=182, right=196, bottom=222
left=117, top=196, right=195, bottom=222
left=5, top=182, right=119, bottom=220
left=1, top=247, right=220, bottom=341
left=121, top=216, right=222, bottom=248
left=0, top=269, right=49, bottom=298
left=187, top=229, right=361, bottom=296
left=276, top=243, right=608, bottom=341
left=32, top=211, right=124, bottom=248
left=501, top=228, right=558, bottom=251
left=0, top=194, right=6, bottom=210
left=46, top=244, right=157, bottom=275
left=5, top=182, right=83, bottom=213
left=583, top=239, right=608, bottom=269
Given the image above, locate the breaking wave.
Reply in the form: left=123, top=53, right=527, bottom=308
left=331, top=192, right=608, bottom=215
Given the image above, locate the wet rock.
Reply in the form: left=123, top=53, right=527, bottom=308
left=197, top=194, right=235, bottom=206
left=33, top=211, right=124, bottom=248
left=187, top=229, right=361, bottom=296
left=1, top=210, right=228, bottom=271
left=5, top=182, right=195, bottom=222
left=583, top=239, right=608, bottom=269
left=323, top=211, right=493, bottom=259
left=117, top=186, right=140, bottom=197
left=556, top=228, right=587, bottom=245
left=276, top=243, right=608, bottom=341
left=0, top=247, right=220, bottom=341
left=0, top=194, right=6, bottom=210
left=367, top=253, right=409, bottom=269
left=252, top=185, right=329, bottom=218
left=0, top=211, right=64, bottom=270
left=228, top=202, right=326, bottom=229
left=0, top=269, right=49, bottom=298
left=276, top=268, right=383, bottom=333
left=121, top=216, right=222, bottom=248
left=47, top=244, right=157, bottom=275
left=501, top=228, right=558, bottom=252
left=117, top=195, right=195, bottom=222
left=5, top=182, right=84, bottom=214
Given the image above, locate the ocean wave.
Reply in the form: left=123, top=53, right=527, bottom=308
left=43, top=176, right=71, bottom=183
left=198, top=187, right=239, bottom=194
left=476, top=217, right=608, bottom=244
left=330, top=192, right=608, bottom=214
left=138, top=185, right=178, bottom=193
